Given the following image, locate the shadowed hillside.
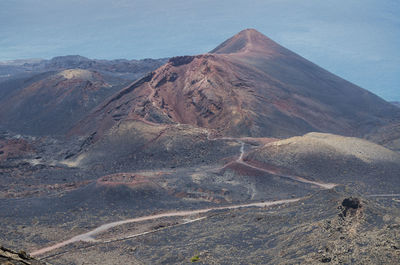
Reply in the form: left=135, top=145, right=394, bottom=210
left=244, top=132, right=400, bottom=193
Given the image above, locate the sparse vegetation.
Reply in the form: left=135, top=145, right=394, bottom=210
left=190, top=255, right=200, bottom=262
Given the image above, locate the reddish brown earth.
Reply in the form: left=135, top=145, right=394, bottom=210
left=72, top=29, right=400, bottom=139
left=97, top=173, right=160, bottom=189
left=2, top=181, right=93, bottom=199
left=0, top=138, right=35, bottom=161
left=1, top=29, right=399, bottom=265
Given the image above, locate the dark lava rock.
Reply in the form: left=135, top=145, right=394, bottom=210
left=321, top=257, right=332, bottom=263
left=340, top=197, right=362, bottom=217
left=342, top=197, right=361, bottom=209
left=168, top=56, right=195, bottom=66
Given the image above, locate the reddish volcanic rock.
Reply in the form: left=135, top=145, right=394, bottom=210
left=97, top=173, right=160, bottom=188
left=0, top=138, right=35, bottom=161
left=210, top=28, right=285, bottom=56
left=72, top=29, right=400, bottom=139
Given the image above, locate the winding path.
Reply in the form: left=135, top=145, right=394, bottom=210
left=208, top=133, right=337, bottom=190
left=237, top=160, right=337, bottom=189
left=31, top=129, right=338, bottom=257
left=31, top=198, right=300, bottom=257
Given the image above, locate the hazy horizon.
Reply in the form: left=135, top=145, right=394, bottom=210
left=1, top=0, right=399, bottom=101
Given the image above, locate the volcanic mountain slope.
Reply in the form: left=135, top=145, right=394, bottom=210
left=64, top=120, right=240, bottom=172
left=244, top=132, right=400, bottom=194
left=0, top=69, right=129, bottom=136
left=1, top=29, right=400, bottom=265
left=366, top=122, right=400, bottom=152
left=0, top=55, right=167, bottom=136
left=73, top=29, right=400, bottom=138
left=42, top=56, right=168, bottom=79
left=391, top=101, right=400, bottom=108
left=0, top=55, right=168, bottom=82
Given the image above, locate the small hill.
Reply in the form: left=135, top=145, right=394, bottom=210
left=0, top=55, right=167, bottom=83
left=0, top=69, right=125, bottom=136
left=42, top=55, right=167, bottom=77
left=65, top=121, right=238, bottom=172
left=244, top=132, right=400, bottom=193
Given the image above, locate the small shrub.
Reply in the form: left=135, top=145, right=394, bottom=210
left=191, top=255, right=200, bottom=262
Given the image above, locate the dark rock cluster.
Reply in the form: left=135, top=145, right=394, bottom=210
left=340, top=197, right=362, bottom=218
left=168, top=55, right=195, bottom=66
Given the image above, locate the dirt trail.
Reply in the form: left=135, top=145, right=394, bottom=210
left=31, top=130, right=337, bottom=257
left=238, top=140, right=245, bottom=161
left=31, top=198, right=301, bottom=257
left=239, top=161, right=337, bottom=189
left=208, top=133, right=337, bottom=190
left=101, top=216, right=208, bottom=244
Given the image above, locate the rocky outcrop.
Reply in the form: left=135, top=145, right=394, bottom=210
left=0, top=246, right=45, bottom=265
left=339, top=197, right=362, bottom=218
